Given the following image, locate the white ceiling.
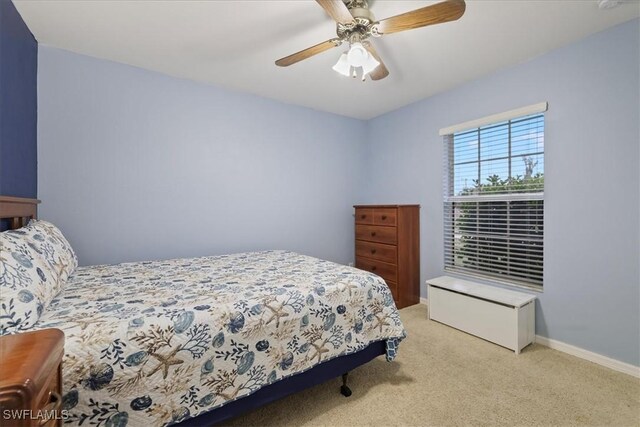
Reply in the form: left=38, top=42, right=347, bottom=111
left=13, top=0, right=640, bottom=119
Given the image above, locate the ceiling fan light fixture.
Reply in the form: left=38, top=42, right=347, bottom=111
left=361, top=54, right=380, bottom=76
left=346, top=42, right=369, bottom=67
left=332, top=53, right=351, bottom=76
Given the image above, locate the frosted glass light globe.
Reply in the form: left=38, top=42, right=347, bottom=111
left=347, top=43, right=368, bottom=67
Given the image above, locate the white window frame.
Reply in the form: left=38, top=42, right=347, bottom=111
left=440, top=103, right=547, bottom=290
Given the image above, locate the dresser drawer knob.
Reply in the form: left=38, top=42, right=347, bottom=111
left=371, top=266, right=377, bottom=271
left=39, top=391, right=62, bottom=425
left=360, top=214, right=366, bottom=219
left=45, top=391, right=61, bottom=410
left=371, top=232, right=376, bottom=237
left=371, top=249, right=377, bottom=254
left=382, top=215, right=387, bottom=220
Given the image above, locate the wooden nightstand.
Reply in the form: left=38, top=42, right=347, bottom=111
left=0, top=329, right=65, bottom=427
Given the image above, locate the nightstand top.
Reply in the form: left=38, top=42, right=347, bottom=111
left=0, top=329, right=64, bottom=393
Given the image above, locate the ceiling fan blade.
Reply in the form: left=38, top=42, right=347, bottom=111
left=376, top=0, right=466, bottom=35
left=363, top=41, right=389, bottom=81
left=275, top=39, right=341, bottom=67
left=315, top=0, right=355, bottom=25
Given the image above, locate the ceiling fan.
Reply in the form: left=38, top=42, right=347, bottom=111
left=275, top=0, right=466, bottom=81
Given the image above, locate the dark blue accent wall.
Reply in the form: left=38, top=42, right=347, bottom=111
left=0, top=0, right=37, bottom=198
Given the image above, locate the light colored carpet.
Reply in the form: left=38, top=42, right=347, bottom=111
left=225, top=304, right=640, bottom=426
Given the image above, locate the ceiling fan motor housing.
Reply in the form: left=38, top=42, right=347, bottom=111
left=350, top=7, right=374, bottom=21
left=336, top=7, right=376, bottom=40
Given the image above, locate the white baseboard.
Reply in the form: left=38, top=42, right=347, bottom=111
left=535, top=335, right=640, bottom=378
left=421, top=297, right=637, bottom=377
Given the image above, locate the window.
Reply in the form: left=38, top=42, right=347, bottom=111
left=442, top=106, right=545, bottom=289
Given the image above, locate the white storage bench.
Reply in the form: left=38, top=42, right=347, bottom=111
left=426, top=276, right=536, bottom=354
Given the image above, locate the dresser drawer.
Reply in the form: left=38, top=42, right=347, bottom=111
left=355, top=240, right=397, bottom=264
left=355, top=257, right=398, bottom=284
left=386, top=280, right=399, bottom=302
left=355, top=208, right=374, bottom=225
left=35, top=366, right=61, bottom=413
left=373, top=208, right=397, bottom=226
left=355, top=225, right=397, bottom=244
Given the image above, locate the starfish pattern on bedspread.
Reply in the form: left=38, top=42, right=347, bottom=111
left=28, top=251, right=405, bottom=426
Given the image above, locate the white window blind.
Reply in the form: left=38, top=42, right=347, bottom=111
left=443, top=111, right=545, bottom=289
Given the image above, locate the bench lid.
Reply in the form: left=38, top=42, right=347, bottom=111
left=426, top=276, right=536, bottom=308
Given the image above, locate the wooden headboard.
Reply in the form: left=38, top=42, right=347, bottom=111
left=0, top=196, right=41, bottom=230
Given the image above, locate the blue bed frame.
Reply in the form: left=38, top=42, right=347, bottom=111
left=178, top=340, right=387, bottom=426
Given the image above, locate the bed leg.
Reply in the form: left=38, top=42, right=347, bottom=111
left=340, top=372, right=352, bottom=397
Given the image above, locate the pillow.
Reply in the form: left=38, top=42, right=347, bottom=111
left=24, top=219, right=78, bottom=284
left=0, top=229, right=59, bottom=334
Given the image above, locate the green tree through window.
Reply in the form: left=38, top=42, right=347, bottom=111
left=444, top=114, right=544, bottom=288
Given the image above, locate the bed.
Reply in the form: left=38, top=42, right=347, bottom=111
left=0, top=197, right=406, bottom=426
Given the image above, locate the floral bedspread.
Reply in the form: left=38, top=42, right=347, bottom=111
left=33, top=251, right=406, bottom=426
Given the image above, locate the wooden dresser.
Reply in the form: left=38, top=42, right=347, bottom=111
left=0, top=329, right=65, bottom=427
left=354, top=205, right=420, bottom=309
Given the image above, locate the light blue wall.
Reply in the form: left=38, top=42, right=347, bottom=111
left=38, top=46, right=367, bottom=267
left=38, top=20, right=639, bottom=367
left=361, top=19, right=640, bottom=366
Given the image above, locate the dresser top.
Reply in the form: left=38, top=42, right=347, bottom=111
left=353, top=204, right=420, bottom=208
